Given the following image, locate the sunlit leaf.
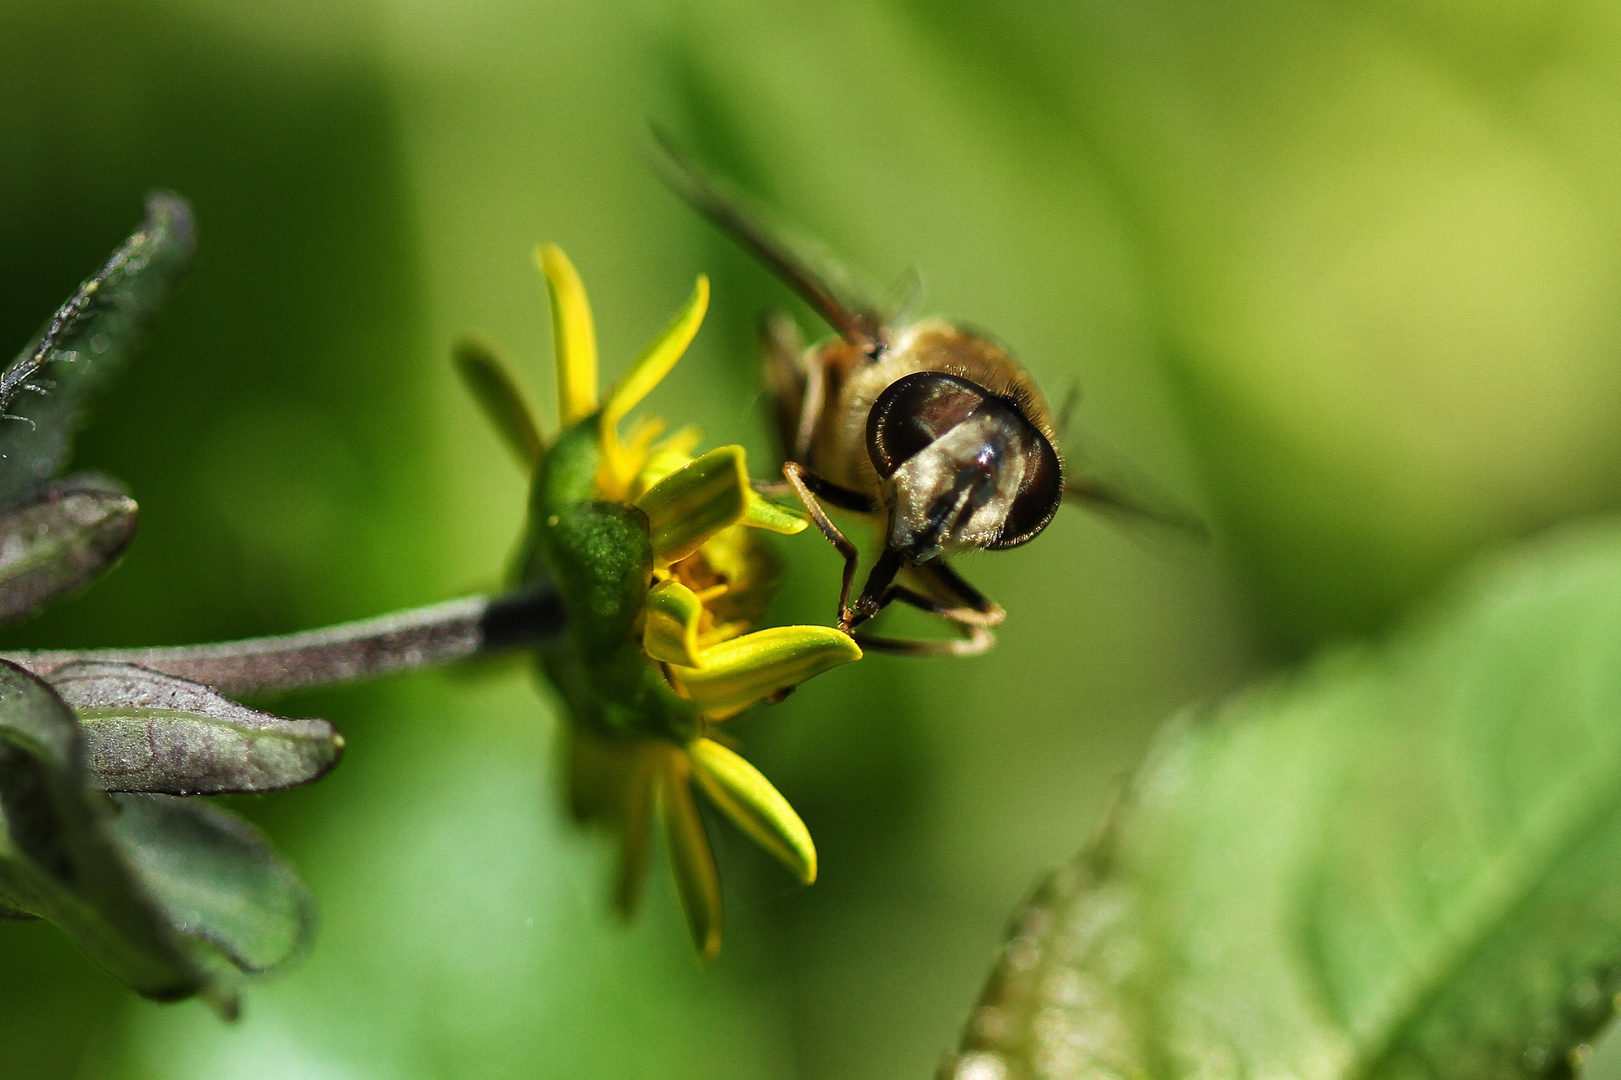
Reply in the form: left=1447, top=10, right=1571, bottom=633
left=0, top=473, right=137, bottom=623
left=0, top=193, right=194, bottom=505
left=47, top=661, right=343, bottom=795
left=945, top=519, right=1621, bottom=1080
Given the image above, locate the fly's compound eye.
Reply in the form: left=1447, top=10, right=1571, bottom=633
left=986, top=427, right=1061, bottom=550
left=867, top=372, right=988, bottom=479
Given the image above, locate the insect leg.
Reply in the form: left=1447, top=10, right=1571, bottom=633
left=846, top=558, right=1001, bottom=657
left=903, top=560, right=1006, bottom=627
left=782, top=462, right=868, bottom=626
left=845, top=548, right=905, bottom=631
left=877, top=585, right=1002, bottom=628
left=754, top=458, right=872, bottom=505
left=783, top=464, right=876, bottom=513
left=853, top=625, right=995, bottom=658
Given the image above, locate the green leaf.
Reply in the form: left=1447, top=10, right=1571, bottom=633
left=47, top=661, right=343, bottom=795
left=106, top=794, right=313, bottom=976
left=0, top=193, right=194, bottom=505
left=0, top=660, right=312, bottom=1014
left=0, top=474, right=138, bottom=623
left=0, top=659, right=224, bottom=1010
left=945, top=519, right=1621, bottom=1080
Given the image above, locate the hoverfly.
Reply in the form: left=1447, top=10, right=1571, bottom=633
left=655, top=134, right=1203, bottom=656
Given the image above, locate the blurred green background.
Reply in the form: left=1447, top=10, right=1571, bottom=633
left=4, top=0, right=1621, bottom=1076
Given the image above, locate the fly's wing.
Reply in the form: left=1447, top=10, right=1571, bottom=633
left=1062, top=427, right=1210, bottom=541
left=650, top=128, right=889, bottom=355
left=882, top=266, right=925, bottom=327
left=0, top=193, right=195, bottom=506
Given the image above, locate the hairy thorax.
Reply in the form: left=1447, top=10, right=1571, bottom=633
left=810, top=320, right=1057, bottom=509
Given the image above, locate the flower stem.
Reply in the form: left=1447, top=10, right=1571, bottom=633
left=1, top=584, right=564, bottom=696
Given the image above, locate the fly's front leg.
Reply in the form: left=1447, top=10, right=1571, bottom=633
left=844, top=548, right=904, bottom=632
left=853, top=625, right=994, bottom=658
left=849, top=558, right=1002, bottom=657
left=905, top=560, right=1005, bottom=627
left=782, top=462, right=873, bottom=629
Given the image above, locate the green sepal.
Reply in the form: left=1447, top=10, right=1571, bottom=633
left=635, top=445, right=750, bottom=566
left=527, top=413, right=606, bottom=526
left=689, top=737, right=816, bottom=884
left=643, top=579, right=705, bottom=668
left=672, top=626, right=862, bottom=718
left=541, top=501, right=652, bottom=661
left=526, top=457, right=702, bottom=741
left=454, top=333, right=544, bottom=468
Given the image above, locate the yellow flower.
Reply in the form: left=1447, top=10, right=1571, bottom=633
left=456, top=245, right=860, bottom=960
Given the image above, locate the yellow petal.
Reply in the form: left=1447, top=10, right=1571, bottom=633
left=635, top=430, right=703, bottom=497
left=643, top=579, right=706, bottom=668
left=453, top=333, right=545, bottom=468
left=651, top=425, right=704, bottom=460
left=599, top=276, right=709, bottom=492
left=623, top=415, right=667, bottom=461
left=635, top=445, right=750, bottom=566
left=673, top=625, right=862, bottom=718
left=661, top=752, right=723, bottom=961
left=743, top=491, right=809, bottom=534
left=536, top=244, right=598, bottom=426
left=603, top=276, right=709, bottom=431
left=690, top=738, right=816, bottom=884
left=615, top=746, right=658, bottom=918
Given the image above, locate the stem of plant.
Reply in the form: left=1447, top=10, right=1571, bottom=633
left=0, top=584, right=565, bottom=696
